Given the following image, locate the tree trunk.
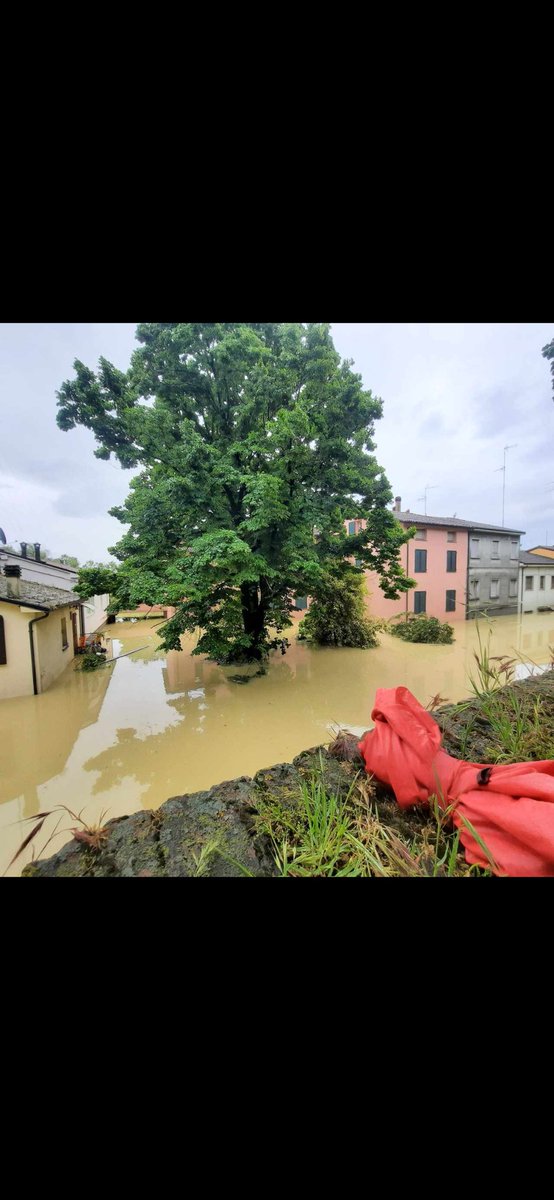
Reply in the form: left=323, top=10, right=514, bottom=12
left=240, top=582, right=266, bottom=660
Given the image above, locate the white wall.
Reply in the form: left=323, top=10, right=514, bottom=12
left=0, top=550, right=77, bottom=591
left=0, top=552, right=109, bottom=634
left=83, top=594, right=110, bottom=635
left=520, top=564, right=554, bottom=612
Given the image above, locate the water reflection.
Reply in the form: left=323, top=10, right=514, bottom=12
left=1, top=612, right=553, bottom=874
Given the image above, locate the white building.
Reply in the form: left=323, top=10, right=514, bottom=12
left=519, top=551, right=554, bottom=613
left=0, top=542, right=109, bottom=635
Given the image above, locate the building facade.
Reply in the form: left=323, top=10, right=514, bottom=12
left=519, top=552, right=554, bottom=613
left=466, top=526, right=523, bottom=618
left=347, top=501, right=524, bottom=622
left=0, top=569, right=81, bottom=699
left=0, top=543, right=108, bottom=634
left=363, top=517, right=468, bottom=622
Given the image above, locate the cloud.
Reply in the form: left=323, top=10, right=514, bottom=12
left=2, top=322, right=554, bottom=560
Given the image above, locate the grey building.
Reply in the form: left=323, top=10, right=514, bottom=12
left=392, top=506, right=524, bottom=619
left=466, top=523, right=524, bottom=618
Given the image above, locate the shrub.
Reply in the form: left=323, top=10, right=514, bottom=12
left=79, top=651, right=104, bottom=671
left=298, top=568, right=381, bottom=648
left=389, top=615, right=454, bottom=644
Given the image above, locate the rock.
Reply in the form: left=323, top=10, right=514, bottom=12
left=22, top=673, right=554, bottom=878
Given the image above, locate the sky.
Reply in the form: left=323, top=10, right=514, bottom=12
left=0, top=322, right=552, bottom=564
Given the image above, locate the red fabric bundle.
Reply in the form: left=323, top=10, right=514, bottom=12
left=358, top=687, right=554, bottom=877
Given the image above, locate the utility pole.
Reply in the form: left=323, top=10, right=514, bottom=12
left=495, top=444, right=517, bottom=527
left=416, top=485, right=438, bottom=516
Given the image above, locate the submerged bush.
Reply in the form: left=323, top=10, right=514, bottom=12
left=389, top=615, right=454, bottom=644
left=298, top=569, right=381, bottom=648
left=79, top=651, right=104, bottom=671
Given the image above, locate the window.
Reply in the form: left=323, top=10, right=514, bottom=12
left=551, top=578, right=554, bottom=590
left=414, top=549, right=427, bottom=572
left=61, top=617, right=69, bottom=649
left=510, top=540, right=518, bottom=559
left=540, top=577, right=545, bottom=590
left=469, top=579, right=480, bottom=600
left=445, top=590, right=456, bottom=612
left=354, top=558, right=362, bottom=568
left=414, top=591, right=426, bottom=614
left=470, top=538, right=480, bottom=558
left=295, top=596, right=308, bottom=610
left=525, top=576, right=534, bottom=591
left=446, top=550, right=457, bottom=572
left=415, top=528, right=427, bottom=540
left=0, top=616, right=6, bottom=666
left=509, top=578, right=518, bottom=598
left=348, top=521, right=355, bottom=536
left=490, top=580, right=499, bottom=599
left=447, top=531, right=457, bottom=542
left=491, top=540, right=500, bottom=559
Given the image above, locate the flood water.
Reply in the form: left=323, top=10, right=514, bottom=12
left=2, top=612, right=554, bottom=875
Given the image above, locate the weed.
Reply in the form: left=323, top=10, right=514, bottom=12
left=3, top=805, right=111, bottom=876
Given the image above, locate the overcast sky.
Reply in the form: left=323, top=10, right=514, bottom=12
left=1, top=322, right=552, bottom=563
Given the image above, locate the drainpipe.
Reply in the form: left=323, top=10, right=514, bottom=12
left=28, top=611, right=49, bottom=695
left=405, top=537, right=409, bottom=622
left=466, top=532, right=470, bottom=620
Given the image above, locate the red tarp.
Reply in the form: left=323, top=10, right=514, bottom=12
left=357, top=687, right=554, bottom=877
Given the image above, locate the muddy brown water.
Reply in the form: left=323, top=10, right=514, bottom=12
left=2, top=612, right=554, bottom=875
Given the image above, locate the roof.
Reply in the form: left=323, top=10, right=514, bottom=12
left=0, top=576, right=80, bottom=611
left=0, top=549, right=77, bottom=573
left=519, top=552, right=554, bottom=565
left=526, top=545, right=554, bottom=555
left=396, top=511, right=525, bottom=536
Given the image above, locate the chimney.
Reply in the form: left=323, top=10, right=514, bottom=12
left=34, top=543, right=41, bottom=562
left=4, top=563, right=21, bottom=598
left=20, top=542, right=28, bottom=558
left=394, top=496, right=401, bottom=512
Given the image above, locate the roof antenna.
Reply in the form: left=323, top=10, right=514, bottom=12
left=416, top=485, right=438, bottom=516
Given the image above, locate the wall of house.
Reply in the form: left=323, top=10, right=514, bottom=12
left=364, top=524, right=468, bottom=622
left=0, top=550, right=77, bottom=591
left=83, top=593, right=110, bottom=635
left=35, top=606, right=76, bottom=693
left=0, top=602, right=36, bottom=699
left=519, top=564, right=554, bottom=613
left=135, top=603, right=177, bottom=617
left=467, top=533, right=521, bottom=618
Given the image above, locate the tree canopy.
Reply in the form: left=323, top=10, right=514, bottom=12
left=57, top=323, right=413, bottom=661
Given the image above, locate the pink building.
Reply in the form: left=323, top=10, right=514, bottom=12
left=346, top=503, right=468, bottom=622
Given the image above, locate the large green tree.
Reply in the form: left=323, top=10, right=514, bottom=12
left=57, top=323, right=412, bottom=662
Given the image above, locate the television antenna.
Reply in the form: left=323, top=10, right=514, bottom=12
left=416, top=485, right=438, bottom=515
left=494, top=444, right=517, bottom=526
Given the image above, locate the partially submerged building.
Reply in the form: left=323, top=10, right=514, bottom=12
left=0, top=567, right=81, bottom=699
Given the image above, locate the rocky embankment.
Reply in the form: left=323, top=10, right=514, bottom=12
left=23, top=674, right=554, bottom=877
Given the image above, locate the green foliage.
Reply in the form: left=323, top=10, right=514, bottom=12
left=255, top=761, right=487, bottom=878
left=298, top=566, right=381, bottom=647
left=57, top=323, right=413, bottom=662
left=468, top=622, right=515, bottom=696
left=79, top=651, right=103, bottom=671
left=542, top=337, right=554, bottom=396
left=389, top=614, right=454, bottom=644
left=54, top=554, right=79, bottom=568
left=75, top=564, right=120, bottom=603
